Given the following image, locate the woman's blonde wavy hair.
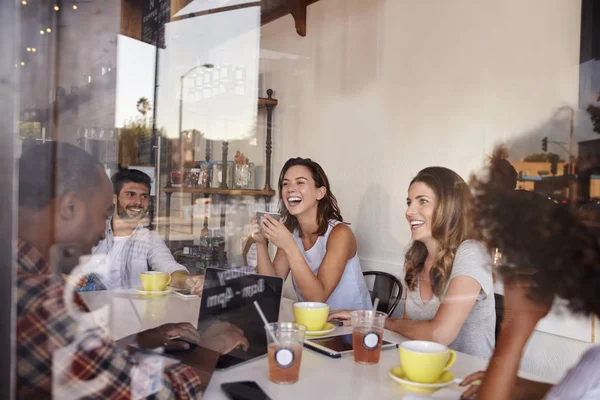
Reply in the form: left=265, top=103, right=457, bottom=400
left=404, top=167, right=474, bottom=296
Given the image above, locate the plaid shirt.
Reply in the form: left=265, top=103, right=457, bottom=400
left=16, top=239, right=203, bottom=399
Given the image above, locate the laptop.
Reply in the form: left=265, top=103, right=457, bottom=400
left=197, top=267, right=284, bottom=370
left=128, top=267, right=283, bottom=388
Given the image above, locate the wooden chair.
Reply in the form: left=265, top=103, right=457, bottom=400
left=363, top=271, right=403, bottom=316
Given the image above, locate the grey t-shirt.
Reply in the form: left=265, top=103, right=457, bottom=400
left=395, top=240, right=495, bottom=359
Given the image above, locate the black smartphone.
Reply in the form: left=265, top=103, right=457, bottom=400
left=221, top=381, right=272, bottom=400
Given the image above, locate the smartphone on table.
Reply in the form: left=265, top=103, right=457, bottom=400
left=221, top=381, right=272, bottom=400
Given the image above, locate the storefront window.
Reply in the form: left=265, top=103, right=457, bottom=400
left=5, top=0, right=600, bottom=398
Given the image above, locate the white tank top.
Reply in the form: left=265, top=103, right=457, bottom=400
left=291, top=220, right=372, bottom=311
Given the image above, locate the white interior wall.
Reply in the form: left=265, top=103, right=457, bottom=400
left=252, top=0, right=587, bottom=382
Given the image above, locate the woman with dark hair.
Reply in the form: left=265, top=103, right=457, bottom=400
left=330, top=167, right=495, bottom=358
left=459, top=154, right=600, bottom=400
left=253, top=157, right=371, bottom=310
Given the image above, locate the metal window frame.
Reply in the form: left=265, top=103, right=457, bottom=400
left=0, top=0, right=18, bottom=399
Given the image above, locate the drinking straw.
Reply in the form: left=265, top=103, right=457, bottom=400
left=371, top=297, right=380, bottom=327
left=253, top=300, right=280, bottom=345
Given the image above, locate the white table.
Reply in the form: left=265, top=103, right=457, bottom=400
left=205, top=299, right=486, bottom=400
left=79, top=289, right=201, bottom=341
left=81, top=291, right=549, bottom=399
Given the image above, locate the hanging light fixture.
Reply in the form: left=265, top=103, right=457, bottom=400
left=26, top=47, right=31, bottom=52
left=46, top=28, right=52, bottom=33
left=72, top=3, right=78, bottom=10
left=32, top=48, right=37, bottom=52
left=21, top=0, right=27, bottom=5
left=20, top=62, right=25, bottom=66
left=40, top=30, right=45, bottom=35
left=54, top=5, right=60, bottom=11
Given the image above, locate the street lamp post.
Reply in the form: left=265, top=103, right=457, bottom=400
left=174, top=63, right=213, bottom=186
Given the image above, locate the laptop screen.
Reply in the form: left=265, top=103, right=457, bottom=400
left=198, top=267, right=283, bottom=369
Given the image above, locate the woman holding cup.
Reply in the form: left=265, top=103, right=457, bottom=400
left=330, top=167, right=495, bottom=359
left=252, top=157, right=371, bottom=311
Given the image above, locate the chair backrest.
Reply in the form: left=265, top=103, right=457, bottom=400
left=363, top=271, right=403, bottom=315
left=494, top=293, right=504, bottom=341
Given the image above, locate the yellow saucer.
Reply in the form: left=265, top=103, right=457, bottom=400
left=136, top=287, right=172, bottom=296
left=389, top=365, right=454, bottom=395
left=305, top=322, right=336, bottom=336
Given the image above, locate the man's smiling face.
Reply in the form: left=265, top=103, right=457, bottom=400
left=115, top=182, right=150, bottom=220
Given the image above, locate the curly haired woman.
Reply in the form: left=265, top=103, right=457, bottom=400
left=459, top=153, right=600, bottom=400
left=330, top=167, right=495, bottom=358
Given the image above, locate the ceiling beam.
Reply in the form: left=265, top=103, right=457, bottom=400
left=261, top=0, right=321, bottom=37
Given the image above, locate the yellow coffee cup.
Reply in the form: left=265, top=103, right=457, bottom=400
left=398, top=340, right=456, bottom=384
left=293, top=302, right=329, bottom=331
left=140, top=271, right=171, bottom=292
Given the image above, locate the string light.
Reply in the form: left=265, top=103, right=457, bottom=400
left=40, top=30, right=45, bottom=35
left=46, top=28, right=52, bottom=33
left=72, top=4, right=78, bottom=10
left=54, top=5, right=60, bottom=11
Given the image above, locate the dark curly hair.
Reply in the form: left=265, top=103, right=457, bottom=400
left=471, top=152, right=600, bottom=315
left=277, top=157, right=343, bottom=237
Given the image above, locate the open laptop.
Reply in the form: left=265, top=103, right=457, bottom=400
left=127, top=267, right=283, bottom=388
left=197, top=267, right=284, bottom=370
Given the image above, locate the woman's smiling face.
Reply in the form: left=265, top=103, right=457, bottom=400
left=281, top=165, right=325, bottom=217
left=406, top=181, right=438, bottom=243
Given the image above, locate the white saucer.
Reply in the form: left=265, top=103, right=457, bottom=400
left=305, top=322, right=336, bottom=336
left=135, top=287, right=172, bottom=296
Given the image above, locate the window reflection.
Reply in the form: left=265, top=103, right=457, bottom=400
left=9, top=0, right=600, bottom=398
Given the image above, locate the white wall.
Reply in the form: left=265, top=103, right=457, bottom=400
left=254, top=0, right=587, bottom=382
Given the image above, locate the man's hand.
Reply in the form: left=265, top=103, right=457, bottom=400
left=186, top=275, right=205, bottom=296
left=199, top=321, right=249, bottom=355
left=137, top=322, right=202, bottom=351
left=62, top=274, right=90, bottom=291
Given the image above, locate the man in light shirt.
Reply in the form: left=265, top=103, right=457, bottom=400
left=82, top=169, right=203, bottom=294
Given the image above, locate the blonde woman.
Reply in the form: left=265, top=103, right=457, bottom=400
left=330, top=167, right=495, bottom=358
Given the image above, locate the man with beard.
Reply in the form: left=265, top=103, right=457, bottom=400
left=81, top=169, right=202, bottom=293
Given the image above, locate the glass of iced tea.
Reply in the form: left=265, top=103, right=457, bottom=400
left=350, top=310, right=387, bottom=364
left=265, top=322, right=306, bottom=384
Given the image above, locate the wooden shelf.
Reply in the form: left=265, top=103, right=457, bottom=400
left=164, top=187, right=276, bottom=196
left=258, top=97, right=278, bottom=107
